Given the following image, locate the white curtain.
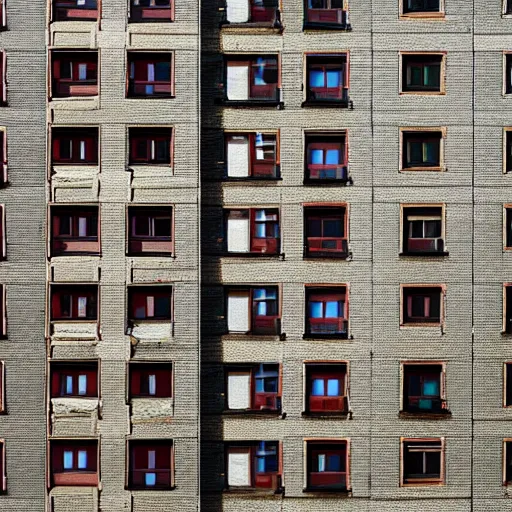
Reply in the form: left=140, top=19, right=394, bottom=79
left=227, top=136, right=250, bottom=177
left=227, top=64, right=249, bottom=100
left=226, top=0, right=250, bottom=23
left=227, top=291, right=250, bottom=332
left=227, top=373, right=251, bottom=409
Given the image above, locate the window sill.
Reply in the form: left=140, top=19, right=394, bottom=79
left=222, top=333, right=284, bottom=341
left=399, top=251, right=449, bottom=257
left=400, top=167, right=444, bottom=172
left=401, top=481, right=444, bottom=487
left=222, top=409, right=281, bottom=417
left=400, top=91, right=445, bottom=96
left=126, top=94, right=176, bottom=100
left=127, top=252, right=175, bottom=258
left=304, top=253, right=350, bottom=260
left=128, top=485, right=176, bottom=491
left=222, top=176, right=282, bottom=182
left=224, top=487, right=283, bottom=496
left=302, top=411, right=349, bottom=418
left=217, top=99, right=284, bottom=109
left=399, top=12, right=445, bottom=19
left=400, top=322, right=442, bottom=328
left=302, top=99, right=350, bottom=108
left=303, top=333, right=349, bottom=340
left=399, top=410, right=451, bottom=419
left=303, top=23, right=351, bottom=31
left=220, top=252, right=282, bottom=258
left=302, top=487, right=350, bottom=495
left=303, top=178, right=350, bottom=185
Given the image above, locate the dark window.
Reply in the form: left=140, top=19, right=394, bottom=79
left=129, top=362, right=172, bottom=398
left=53, top=0, right=99, bottom=21
left=0, top=0, right=5, bottom=29
left=506, top=132, right=512, bottom=173
left=129, top=128, right=172, bottom=165
left=402, top=286, right=442, bottom=325
left=306, top=441, right=348, bottom=491
left=305, top=0, right=348, bottom=28
left=506, top=286, right=512, bottom=334
left=225, top=56, right=279, bottom=103
left=225, top=364, right=280, bottom=412
left=305, top=287, right=348, bottom=338
left=51, top=285, right=98, bottom=321
left=225, top=0, right=279, bottom=24
left=0, top=285, right=5, bottom=338
left=0, top=361, right=4, bottom=413
left=50, top=362, right=98, bottom=398
left=225, top=133, right=279, bottom=178
left=130, top=0, right=174, bottom=22
left=402, top=206, right=445, bottom=255
left=306, top=364, right=348, bottom=413
left=51, top=205, right=100, bottom=256
left=52, top=128, right=98, bottom=165
left=304, top=206, right=348, bottom=258
left=402, top=54, right=442, bottom=93
left=0, top=205, right=5, bottom=261
left=506, top=363, right=512, bottom=407
left=226, top=286, right=280, bottom=335
left=226, top=441, right=280, bottom=490
left=128, top=53, right=173, bottom=98
left=305, top=55, right=348, bottom=104
left=506, top=441, right=512, bottom=484
left=402, top=131, right=442, bottom=169
left=225, top=208, right=280, bottom=255
left=403, top=0, right=440, bottom=14
left=305, top=133, right=347, bottom=182
left=128, top=440, right=173, bottom=490
left=0, top=131, right=6, bottom=185
left=0, top=441, right=4, bottom=492
left=51, top=51, right=98, bottom=98
left=402, top=439, right=443, bottom=485
left=507, top=1, right=512, bottom=14
left=51, top=440, right=98, bottom=487
left=0, top=52, right=5, bottom=106
left=507, top=55, right=512, bottom=95
left=128, top=286, right=172, bottom=321
left=403, top=364, right=445, bottom=413
left=128, top=206, right=173, bottom=255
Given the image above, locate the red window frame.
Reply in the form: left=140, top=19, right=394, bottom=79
left=304, top=206, right=348, bottom=257
left=51, top=51, right=98, bottom=98
left=50, top=362, right=98, bottom=398
left=306, top=440, right=348, bottom=491
left=51, top=285, right=98, bottom=321
left=226, top=56, right=279, bottom=101
left=402, top=286, right=442, bottom=325
left=0, top=441, right=5, bottom=492
left=128, top=52, right=174, bottom=98
left=129, top=128, right=173, bottom=165
left=0, top=52, right=6, bottom=105
left=0, top=361, right=4, bottom=413
left=50, top=440, right=98, bottom=487
left=306, top=55, right=348, bottom=102
left=53, top=0, right=99, bottom=21
left=402, top=438, right=444, bottom=485
left=402, top=206, right=444, bottom=254
left=305, top=0, right=347, bottom=25
left=403, top=364, right=445, bottom=413
left=128, top=440, right=174, bottom=490
left=0, top=131, right=7, bottom=185
left=128, top=286, right=173, bottom=321
left=129, top=362, right=173, bottom=398
left=306, top=288, right=348, bottom=337
left=128, top=206, right=173, bottom=255
left=52, top=128, right=98, bottom=165
left=305, top=133, right=347, bottom=181
left=306, top=364, right=347, bottom=413
left=225, top=133, right=279, bottom=178
left=130, top=0, right=174, bottom=22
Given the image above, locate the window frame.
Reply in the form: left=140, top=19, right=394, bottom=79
left=504, top=284, right=512, bottom=334
left=126, top=51, right=175, bottom=99
left=504, top=362, right=512, bottom=408
left=129, top=0, right=175, bottom=23
left=51, top=127, right=99, bottom=166
left=304, top=130, right=348, bottom=183
left=52, top=0, right=100, bottom=22
left=399, top=128, right=445, bottom=172
left=50, top=360, right=99, bottom=399
left=0, top=361, right=4, bottom=414
left=224, top=130, right=280, bottom=180
left=0, top=284, right=6, bottom=339
left=400, top=203, right=446, bottom=256
left=399, top=0, right=444, bottom=18
left=400, top=284, right=445, bottom=328
left=400, top=437, right=445, bottom=487
left=50, top=50, right=99, bottom=99
left=128, top=361, right=173, bottom=400
left=505, top=205, right=512, bottom=250
left=128, top=126, right=174, bottom=167
left=126, top=439, right=175, bottom=490
left=50, top=283, right=99, bottom=322
left=127, top=285, right=174, bottom=323
left=399, top=52, right=446, bottom=95
left=303, top=0, right=350, bottom=29
left=0, top=440, right=5, bottom=492
left=0, top=51, right=6, bottom=106
left=304, top=438, right=350, bottom=492
left=0, top=128, right=7, bottom=185
left=223, top=0, right=281, bottom=27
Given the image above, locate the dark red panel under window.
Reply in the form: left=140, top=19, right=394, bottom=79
left=51, top=285, right=98, bottom=321
left=129, top=440, right=173, bottom=489
left=130, top=0, right=174, bottom=22
left=50, top=362, right=98, bottom=398
left=128, top=286, right=172, bottom=321
left=51, top=440, right=98, bottom=487
left=51, top=51, right=98, bottom=98
left=129, top=128, right=172, bottom=165
left=129, top=363, right=172, bottom=398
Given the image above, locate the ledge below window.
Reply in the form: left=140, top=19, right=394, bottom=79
left=216, top=99, right=284, bottom=109
left=301, top=411, right=349, bottom=419
left=302, top=99, right=351, bottom=109
left=399, top=251, right=449, bottom=257
left=399, top=410, right=451, bottom=420
left=303, top=333, right=349, bottom=340
left=303, top=22, right=351, bottom=31
left=220, top=252, right=282, bottom=258
left=222, top=409, right=281, bottom=417
left=223, top=487, right=283, bottom=497
left=222, top=176, right=282, bottom=183
left=304, top=178, right=350, bottom=186
left=302, top=487, right=351, bottom=495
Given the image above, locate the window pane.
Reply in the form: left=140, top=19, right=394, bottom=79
left=325, top=149, right=340, bottom=165
left=264, top=377, right=278, bottom=392
left=136, top=140, right=148, bottom=159
left=78, top=64, right=87, bottom=81
left=409, top=66, right=422, bottom=86
left=60, top=140, right=72, bottom=160
left=309, top=302, right=323, bottom=318
left=78, top=217, right=87, bottom=237
left=425, top=64, right=440, bottom=87
left=155, top=140, right=170, bottom=162
left=63, top=451, right=73, bottom=470
left=148, top=374, right=156, bottom=395
left=148, top=450, right=156, bottom=469
left=317, top=454, right=326, bottom=472
left=423, top=377, right=439, bottom=397
left=327, top=379, right=340, bottom=396
left=309, top=70, right=325, bottom=88
left=66, top=376, right=73, bottom=395
left=135, top=216, right=150, bottom=236
left=60, top=61, right=72, bottom=80
left=410, top=220, right=423, bottom=238
left=145, top=472, right=157, bottom=486
left=323, top=219, right=342, bottom=237
left=424, top=220, right=441, bottom=238
left=425, top=451, right=441, bottom=475
left=327, top=454, right=341, bottom=472
left=155, top=62, right=170, bottom=81
left=311, top=379, right=324, bottom=396
left=255, top=223, right=266, bottom=238
left=59, top=215, right=72, bottom=236
left=255, top=378, right=264, bottom=393
left=154, top=296, right=171, bottom=317
left=406, top=450, right=423, bottom=475
left=78, top=375, right=87, bottom=395
left=78, top=450, right=87, bottom=469
left=411, top=296, right=425, bottom=317
left=408, top=375, right=421, bottom=396
left=153, top=217, right=171, bottom=237
left=60, top=295, right=72, bottom=317
left=408, top=141, right=423, bottom=164
left=326, top=70, right=341, bottom=88
left=325, top=301, right=339, bottom=318
left=424, top=141, right=439, bottom=164
left=310, top=149, right=324, bottom=165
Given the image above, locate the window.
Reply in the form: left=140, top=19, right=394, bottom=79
left=225, top=0, right=280, bottom=25
left=507, top=1, right=512, bottom=15
left=130, top=0, right=174, bottom=22
left=401, top=205, right=445, bottom=255
left=304, top=0, right=349, bottom=28
left=127, top=206, right=173, bottom=255
left=0, top=441, right=4, bottom=492
left=505, top=130, right=512, bottom=173
left=304, top=54, right=349, bottom=105
left=53, top=0, right=99, bottom=21
left=225, top=132, right=279, bottom=179
left=129, top=362, right=172, bottom=398
left=402, top=363, right=447, bottom=414
left=304, top=206, right=348, bottom=258
left=51, top=205, right=100, bottom=256
left=305, top=287, right=348, bottom=338
left=128, top=53, right=174, bottom=98
left=50, top=440, right=98, bottom=487
left=50, top=361, right=98, bottom=399
left=0, top=285, right=5, bottom=338
left=225, top=208, right=280, bottom=255
left=0, top=51, right=6, bottom=105
left=52, top=127, right=98, bottom=165
left=0, top=206, right=5, bottom=261
left=401, top=0, right=442, bottom=15
left=306, top=440, right=348, bottom=491
left=226, top=441, right=280, bottom=490
left=226, top=286, right=280, bottom=335
left=401, top=130, right=443, bottom=170
left=129, top=128, right=173, bottom=166
left=305, top=132, right=348, bottom=182
left=51, top=285, right=98, bottom=321
left=305, top=364, right=348, bottom=414
left=401, top=53, right=444, bottom=94
left=0, top=0, right=5, bottom=29
left=505, top=363, right=512, bottom=407
left=506, top=55, right=512, bottom=95
left=0, top=130, right=7, bottom=185
left=0, top=361, right=4, bottom=413
left=401, top=439, right=444, bottom=486
left=128, top=286, right=172, bottom=321
left=225, top=364, right=280, bottom=412
left=128, top=440, right=174, bottom=490
left=51, top=51, right=98, bottom=98
left=505, top=285, right=512, bottom=334
left=401, top=286, right=443, bottom=326
left=505, top=440, right=512, bottom=484
left=225, top=55, right=280, bottom=104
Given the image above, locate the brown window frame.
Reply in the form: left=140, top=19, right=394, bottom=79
left=400, top=284, right=445, bottom=327
left=51, top=50, right=99, bottom=99
left=304, top=362, right=349, bottom=415
left=400, top=52, right=446, bottom=95
left=50, top=284, right=99, bottom=322
left=400, top=437, right=445, bottom=486
left=126, top=439, right=174, bottom=490
left=128, top=361, right=173, bottom=399
left=400, top=128, right=445, bottom=171
left=0, top=440, right=5, bottom=492
left=129, top=0, right=174, bottom=22
left=304, top=131, right=348, bottom=183
left=304, top=285, right=348, bottom=339
left=128, top=127, right=173, bottom=166
left=51, top=127, right=99, bottom=165
left=400, top=204, right=446, bottom=256
left=399, top=0, right=444, bottom=18
left=50, top=361, right=99, bottom=399
left=127, top=205, right=174, bottom=256
left=50, top=439, right=99, bottom=488
left=128, top=285, right=173, bottom=322
left=304, top=0, right=350, bottom=29
left=127, top=51, right=175, bottom=99
left=52, top=0, right=100, bottom=22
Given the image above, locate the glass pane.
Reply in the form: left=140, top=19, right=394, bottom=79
left=425, top=64, right=440, bottom=87
left=309, top=302, right=323, bottom=318
left=255, top=223, right=266, bottom=238
left=406, top=450, right=423, bottom=475
left=310, top=0, right=324, bottom=7
left=254, top=58, right=267, bottom=85
left=256, top=456, right=265, bottom=473
left=410, top=220, right=424, bottom=238
left=256, top=302, right=267, bottom=316
left=424, top=141, right=439, bottom=164
left=60, top=61, right=72, bottom=80
left=317, top=454, right=326, bottom=472
left=59, top=215, right=72, bottom=235
left=154, top=296, right=171, bottom=317
left=327, top=379, right=340, bottom=396
left=255, top=378, right=264, bottom=393
left=153, top=217, right=171, bottom=237
left=264, top=377, right=278, bottom=392
left=309, top=70, right=325, bottom=88
left=135, top=216, right=149, bottom=236
left=148, top=450, right=156, bottom=469
left=155, top=62, right=170, bottom=81
left=79, top=140, right=86, bottom=160
left=310, top=149, right=324, bottom=165
left=155, top=140, right=170, bottom=161
left=326, top=70, right=341, bottom=88
left=78, top=63, right=87, bottom=80
left=145, top=472, right=157, bottom=486
left=253, top=288, right=266, bottom=300
left=323, top=219, right=342, bottom=237
left=311, top=379, right=324, bottom=396
left=308, top=218, right=322, bottom=237
left=148, top=374, right=157, bottom=395
left=78, top=375, right=87, bottom=395
left=60, top=140, right=72, bottom=160
left=409, top=66, right=422, bottom=86
left=325, top=149, right=340, bottom=165
left=254, top=210, right=266, bottom=221
left=423, top=377, right=439, bottom=396
left=63, top=451, right=73, bottom=470
left=327, top=454, right=341, bottom=472
left=78, top=450, right=87, bottom=469
left=408, top=141, right=423, bottom=164
left=425, top=451, right=441, bottom=475
left=408, top=375, right=421, bottom=396
left=325, top=301, right=339, bottom=318
left=411, top=296, right=425, bottom=317
left=66, top=376, right=73, bottom=395
left=424, top=220, right=441, bottom=238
